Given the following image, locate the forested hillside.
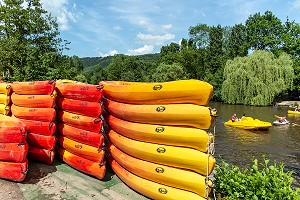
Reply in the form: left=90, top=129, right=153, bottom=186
left=81, top=53, right=159, bottom=71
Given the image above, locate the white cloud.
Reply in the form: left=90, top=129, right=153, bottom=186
left=41, top=0, right=79, bottom=31
left=100, top=50, right=118, bottom=57
left=113, top=25, right=122, bottom=30
left=214, top=0, right=266, bottom=24
left=126, top=45, right=154, bottom=55
left=136, top=33, right=175, bottom=45
left=161, top=24, right=172, bottom=30
left=108, top=1, right=167, bottom=33
left=292, top=0, right=300, bottom=9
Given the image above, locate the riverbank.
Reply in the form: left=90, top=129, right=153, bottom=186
left=276, top=101, right=300, bottom=106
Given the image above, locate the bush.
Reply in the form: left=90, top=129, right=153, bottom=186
left=214, top=159, right=300, bottom=200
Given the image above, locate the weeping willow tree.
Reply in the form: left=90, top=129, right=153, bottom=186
left=221, top=50, right=294, bottom=106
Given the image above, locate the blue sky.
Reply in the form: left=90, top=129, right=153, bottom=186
left=40, top=0, right=300, bottom=58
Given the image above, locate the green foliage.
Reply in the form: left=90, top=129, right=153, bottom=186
left=225, top=24, right=248, bottom=59
left=106, top=54, right=150, bottom=82
left=293, top=58, right=300, bottom=90
left=189, top=23, right=210, bottom=49
left=208, top=25, right=224, bottom=73
left=215, top=159, right=300, bottom=200
left=281, top=19, right=300, bottom=57
left=245, top=11, right=284, bottom=53
left=221, top=50, right=294, bottom=106
left=0, top=0, right=81, bottom=82
left=84, top=65, right=108, bottom=85
left=151, top=63, right=188, bottom=82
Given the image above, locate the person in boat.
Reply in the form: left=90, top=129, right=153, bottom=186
left=241, top=113, right=247, bottom=119
left=231, top=113, right=239, bottom=122
left=278, top=116, right=287, bottom=123
left=295, top=106, right=300, bottom=112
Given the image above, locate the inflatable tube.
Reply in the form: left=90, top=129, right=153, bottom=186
left=0, top=83, right=12, bottom=95
left=109, top=158, right=206, bottom=200
left=28, top=146, right=55, bottom=165
left=57, top=123, right=104, bottom=148
left=0, top=143, right=28, bottom=163
left=0, top=120, right=27, bottom=143
left=0, top=159, right=28, bottom=182
left=100, top=79, right=213, bottom=106
left=0, top=103, right=10, bottom=115
left=57, top=147, right=106, bottom=180
left=104, top=98, right=216, bottom=129
left=11, top=105, right=56, bottom=122
left=56, top=96, right=103, bottom=118
left=26, top=133, right=56, bottom=150
left=105, top=114, right=213, bottom=152
left=108, top=143, right=211, bottom=197
left=0, top=94, right=11, bottom=105
left=12, top=80, right=55, bottom=95
left=11, top=93, right=56, bottom=108
left=57, top=135, right=104, bottom=163
left=107, top=129, right=215, bottom=175
left=56, top=81, right=103, bottom=102
left=56, top=110, right=103, bottom=133
left=15, top=118, right=56, bottom=136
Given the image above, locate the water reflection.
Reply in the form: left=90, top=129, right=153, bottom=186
left=210, top=102, right=300, bottom=187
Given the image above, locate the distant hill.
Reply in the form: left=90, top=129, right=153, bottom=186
left=81, top=53, right=159, bottom=72
left=81, top=56, right=113, bottom=72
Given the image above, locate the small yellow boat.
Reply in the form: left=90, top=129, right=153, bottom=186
left=224, top=117, right=272, bottom=130
left=288, top=110, right=300, bottom=115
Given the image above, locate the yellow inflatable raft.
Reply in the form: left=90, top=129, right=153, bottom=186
left=100, top=79, right=213, bottom=106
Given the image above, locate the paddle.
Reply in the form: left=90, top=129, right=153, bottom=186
left=275, top=115, right=281, bottom=119
left=292, top=123, right=300, bottom=126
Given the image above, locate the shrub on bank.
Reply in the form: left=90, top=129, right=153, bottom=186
left=214, top=159, right=300, bottom=200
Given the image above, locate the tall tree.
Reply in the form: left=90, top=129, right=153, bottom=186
left=189, top=23, right=210, bottom=49
left=206, top=25, right=225, bottom=100
left=207, top=25, right=224, bottom=73
left=280, top=19, right=300, bottom=91
left=221, top=50, right=294, bottom=106
left=245, top=11, right=284, bottom=53
left=159, top=42, right=182, bottom=65
left=0, top=0, right=69, bottom=81
left=225, top=24, right=248, bottom=59
left=151, top=63, right=187, bottom=82
left=188, top=24, right=210, bottom=74
left=179, top=39, right=204, bottom=79
left=106, top=54, right=145, bottom=82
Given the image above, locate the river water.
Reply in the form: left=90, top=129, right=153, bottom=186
left=209, top=102, right=300, bottom=187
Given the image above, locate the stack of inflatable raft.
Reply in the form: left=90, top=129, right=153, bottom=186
left=0, top=115, right=28, bottom=182
left=11, top=80, right=57, bottom=164
left=101, top=79, right=217, bottom=200
left=55, top=80, right=106, bottom=180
